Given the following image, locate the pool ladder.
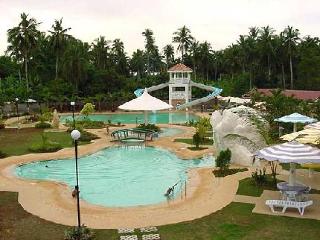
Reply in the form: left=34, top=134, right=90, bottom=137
left=164, top=180, right=187, bottom=200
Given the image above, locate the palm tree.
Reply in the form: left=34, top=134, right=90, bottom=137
left=173, top=26, right=194, bottom=62
left=111, top=39, right=128, bottom=75
left=282, top=26, right=300, bottom=89
left=7, top=13, right=40, bottom=91
left=274, top=34, right=287, bottom=89
left=142, top=29, right=155, bottom=74
left=189, top=41, right=199, bottom=79
left=198, top=41, right=213, bottom=81
left=258, top=26, right=275, bottom=82
left=49, top=18, right=71, bottom=79
left=130, top=49, right=146, bottom=79
left=91, top=36, right=110, bottom=69
left=162, top=44, right=174, bottom=68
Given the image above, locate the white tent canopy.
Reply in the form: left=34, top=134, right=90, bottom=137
left=118, top=88, right=173, bottom=124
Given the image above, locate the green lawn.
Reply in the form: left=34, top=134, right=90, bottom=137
left=237, top=175, right=320, bottom=197
left=174, top=138, right=213, bottom=145
left=0, top=128, right=91, bottom=157
left=281, top=163, right=320, bottom=172
left=236, top=175, right=281, bottom=197
left=1, top=191, right=320, bottom=240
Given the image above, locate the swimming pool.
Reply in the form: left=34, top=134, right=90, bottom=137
left=60, top=112, right=198, bottom=124
left=15, top=146, right=214, bottom=207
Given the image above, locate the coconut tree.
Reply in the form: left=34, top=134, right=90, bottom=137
left=173, top=26, right=194, bottom=62
left=111, top=39, right=128, bottom=75
left=258, top=26, right=275, bottom=83
left=198, top=41, right=213, bottom=81
left=7, top=13, right=40, bottom=91
left=49, top=18, right=71, bottom=79
left=91, top=36, right=110, bottom=70
left=162, top=44, right=174, bottom=69
left=274, top=34, right=288, bottom=89
left=130, top=49, right=146, bottom=79
left=189, top=41, right=199, bottom=79
left=282, top=26, right=300, bottom=89
left=142, top=29, right=155, bottom=75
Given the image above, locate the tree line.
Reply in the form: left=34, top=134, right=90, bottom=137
left=1, top=13, right=320, bottom=105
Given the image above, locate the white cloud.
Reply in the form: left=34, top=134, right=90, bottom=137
left=1, top=0, right=320, bottom=56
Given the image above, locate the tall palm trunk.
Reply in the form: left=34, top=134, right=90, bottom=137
left=214, top=63, right=218, bottom=81
left=281, top=63, right=286, bottom=89
left=55, top=56, right=59, bottom=79
left=24, top=54, right=28, bottom=91
left=267, top=55, right=271, bottom=82
left=147, top=53, right=150, bottom=75
left=181, top=48, right=184, bottom=63
left=289, top=54, right=294, bottom=89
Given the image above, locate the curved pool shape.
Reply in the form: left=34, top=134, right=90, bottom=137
left=60, top=112, right=198, bottom=124
left=16, top=146, right=214, bottom=207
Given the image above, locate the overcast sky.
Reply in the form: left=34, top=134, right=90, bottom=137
left=1, top=0, right=319, bottom=56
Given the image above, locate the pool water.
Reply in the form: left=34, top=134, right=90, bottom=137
left=16, top=146, right=214, bottom=207
left=60, top=112, right=198, bottom=124
left=159, top=127, right=184, bottom=137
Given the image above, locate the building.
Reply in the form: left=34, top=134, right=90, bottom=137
left=167, top=63, right=193, bottom=107
left=257, top=89, right=320, bottom=101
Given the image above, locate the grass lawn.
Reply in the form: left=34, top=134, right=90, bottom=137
left=174, top=138, right=213, bottom=145
left=236, top=175, right=281, bottom=197
left=237, top=175, right=320, bottom=197
left=187, top=146, right=208, bottom=151
left=0, top=128, right=91, bottom=157
left=1, top=191, right=320, bottom=240
left=281, top=163, right=320, bottom=172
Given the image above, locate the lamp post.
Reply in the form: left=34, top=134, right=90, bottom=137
left=15, top=98, right=19, bottom=130
left=71, top=129, right=81, bottom=238
left=71, top=101, right=81, bottom=239
left=71, top=101, right=75, bottom=129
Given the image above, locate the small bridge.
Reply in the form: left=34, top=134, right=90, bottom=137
left=111, top=128, right=158, bottom=142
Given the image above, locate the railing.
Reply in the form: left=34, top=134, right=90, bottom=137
left=164, top=179, right=187, bottom=201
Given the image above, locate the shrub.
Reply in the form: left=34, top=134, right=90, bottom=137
left=80, top=103, right=95, bottom=118
left=29, top=133, right=62, bottom=153
left=251, top=167, right=267, bottom=186
left=135, top=123, right=160, bottom=132
left=64, top=225, right=95, bottom=240
left=216, top=148, right=232, bottom=172
left=0, top=150, right=7, bottom=158
left=193, top=132, right=201, bottom=148
left=35, top=122, right=52, bottom=129
left=79, top=131, right=99, bottom=142
left=29, top=142, right=62, bottom=153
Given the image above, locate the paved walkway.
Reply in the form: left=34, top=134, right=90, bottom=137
left=234, top=169, right=320, bottom=220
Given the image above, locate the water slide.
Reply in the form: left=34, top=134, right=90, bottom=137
left=134, top=82, right=169, bottom=97
left=176, top=81, right=222, bottom=110
left=134, top=81, right=222, bottom=109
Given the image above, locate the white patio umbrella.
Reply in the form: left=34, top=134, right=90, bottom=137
left=275, top=113, right=317, bottom=132
left=255, top=141, right=320, bottom=185
left=118, top=88, right=173, bottom=124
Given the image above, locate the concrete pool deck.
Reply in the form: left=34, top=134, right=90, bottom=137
left=0, top=123, right=253, bottom=229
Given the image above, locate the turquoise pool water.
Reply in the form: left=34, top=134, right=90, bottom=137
left=60, top=112, right=198, bottom=124
left=159, top=127, right=184, bottom=137
left=15, top=146, right=214, bottom=207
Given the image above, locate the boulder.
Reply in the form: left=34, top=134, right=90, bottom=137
left=211, top=106, right=268, bottom=166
